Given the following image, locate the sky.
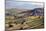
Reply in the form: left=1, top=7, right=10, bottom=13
left=5, top=0, right=44, bottom=9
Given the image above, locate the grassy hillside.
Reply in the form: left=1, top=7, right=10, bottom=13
left=5, top=8, right=44, bottom=30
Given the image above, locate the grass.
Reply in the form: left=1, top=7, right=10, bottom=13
left=5, top=16, right=44, bottom=30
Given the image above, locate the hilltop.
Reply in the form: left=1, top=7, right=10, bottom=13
left=5, top=8, right=44, bottom=17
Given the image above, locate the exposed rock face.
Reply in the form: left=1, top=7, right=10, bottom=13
left=31, top=8, right=44, bottom=16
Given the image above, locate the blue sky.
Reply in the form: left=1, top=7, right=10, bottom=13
left=6, top=0, right=43, bottom=9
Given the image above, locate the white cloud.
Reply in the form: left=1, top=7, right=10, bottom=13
left=31, top=3, right=43, bottom=5
left=16, top=0, right=44, bottom=2
left=31, top=3, right=43, bottom=7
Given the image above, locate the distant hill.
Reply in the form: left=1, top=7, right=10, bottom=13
left=5, top=8, right=44, bottom=16
left=19, top=8, right=44, bottom=16
left=5, top=8, right=27, bottom=16
left=31, top=8, right=44, bottom=16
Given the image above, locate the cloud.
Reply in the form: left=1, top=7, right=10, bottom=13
left=6, top=0, right=44, bottom=9
left=16, top=0, right=44, bottom=2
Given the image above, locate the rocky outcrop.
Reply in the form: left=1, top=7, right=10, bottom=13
left=31, top=8, right=44, bottom=16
